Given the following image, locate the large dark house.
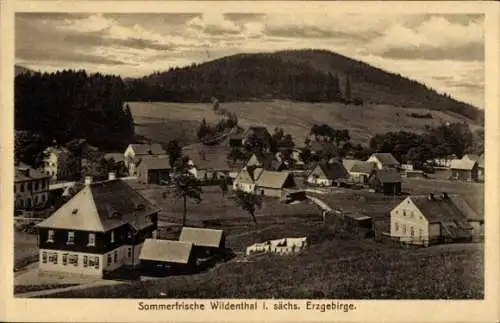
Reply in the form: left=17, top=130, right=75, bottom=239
left=368, top=170, right=402, bottom=195
left=36, top=176, right=159, bottom=278
left=178, top=227, right=226, bottom=259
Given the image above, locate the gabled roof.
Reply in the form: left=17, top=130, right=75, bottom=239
left=139, top=239, right=193, bottom=264
left=311, top=162, right=349, bottom=180
left=37, top=179, right=158, bottom=232
left=129, top=143, right=166, bottom=156
left=179, top=227, right=224, bottom=248
left=342, top=159, right=362, bottom=172
left=248, top=152, right=278, bottom=169
left=137, top=155, right=171, bottom=170
left=182, top=143, right=231, bottom=171
left=450, top=158, right=477, bottom=170
left=462, top=154, right=480, bottom=162
left=370, top=153, right=400, bottom=166
left=372, top=169, right=401, bottom=183
left=350, top=161, right=377, bottom=175
left=409, top=194, right=479, bottom=225
left=255, top=170, right=294, bottom=189
left=15, top=162, right=50, bottom=182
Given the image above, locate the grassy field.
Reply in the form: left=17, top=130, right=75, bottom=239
left=34, top=177, right=484, bottom=299
left=128, top=100, right=482, bottom=147
left=14, top=231, right=39, bottom=271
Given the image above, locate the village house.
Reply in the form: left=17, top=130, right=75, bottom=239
left=42, top=146, right=75, bottom=180
left=35, top=175, right=159, bottom=278
left=305, top=162, right=349, bottom=187
left=246, top=152, right=281, bottom=170
left=179, top=227, right=226, bottom=259
left=368, top=169, right=402, bottom=195
left=232, top=166, right=264, bottom=193
left=139, top=239, right=195, bottom=276
left=255, top=170, right=297, bottom=198
left=430, top=154, right=457, bottom=168
left=123, top=143, right=167, bottom=176
left=462, top=154, right=480, bottom=163
left=390, top=193, right=482, bottom=246
left=182, top=144, right=232, bottom=182
left=246, top=237, right=308, bottom=256
left=366, top=153, right=401, bottom=170
left=15, top=162, right=51, bottom=211
left=449, top=158, right=478, bottom=182
left=477, top=153, right=484, bottom=181
left=136, top=156, right=171, bottom=185
left=342, top=159, right=362, bottom=173
left=241, top=126, right=273, bottom=152
left=348, top=161, right=377, bottom=184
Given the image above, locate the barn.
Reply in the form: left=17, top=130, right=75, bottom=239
left=179, top=227, right=226, bottom=259
left=139, top=239, right=195, bottom=276
left=255, top=171, right=296, bottom=198
left=450, top=158, right=478, bottom=182
left=368, top=170, right=402, bottom=195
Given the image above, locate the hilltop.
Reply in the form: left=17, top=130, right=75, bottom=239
left=127, top=49, right=483, bottom=124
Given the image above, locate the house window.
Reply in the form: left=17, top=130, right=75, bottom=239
left=403, top=224, right=407, bottom=234
left=395, top=222, right=399, bottom=232
left=42, top=251, right=47, bottom=264
left=110, top=231, right=115, bottom=243
left=114, top=250, right=118, bottom=262
left=127, top=248, right=132, bottom=258
left=83, top=256, right=88, bottom=268
left=47, top=230, right=55, bottom=243
left=62, top=253, right=68, bottom=266
left=127, top=231, right=132, bottom=239
left=27, top=182, right=32, bottom=191
left=403, top=210, right=406, bottom=216
left=35, top=181, right=39, bottom=191
left=49, top=253, right=58, bottom=264
left=410, top=227, right=415, bottom=237
left=95, top=257, right=100, bottom=269
left=69, top=254, right=78, bottom=266
left=20, top=183, right=24, bottom=193
left=67, top=231, right=75, bottom=245
left=107, top=254, right=112, bottom=265
left=88, top=233, right=96, bottom=246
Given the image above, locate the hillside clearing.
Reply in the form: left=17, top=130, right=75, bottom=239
left=128, top=101, right=482, bottom=147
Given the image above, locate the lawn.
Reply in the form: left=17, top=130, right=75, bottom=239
left=14, top=230, right=39, bottom=271
left=128, top=100, right=482, bottom=147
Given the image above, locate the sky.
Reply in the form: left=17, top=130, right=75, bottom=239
left=15, top=12, right=484, bottom=109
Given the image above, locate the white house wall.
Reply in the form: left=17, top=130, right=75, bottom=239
left=390, top=197, right=430, bottom=246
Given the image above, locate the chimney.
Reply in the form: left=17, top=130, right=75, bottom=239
left=427, top=193, right=434, bottom=200
left=108, top=172, right=116, bottom=180
left=84, top=176, right=93, bottom=185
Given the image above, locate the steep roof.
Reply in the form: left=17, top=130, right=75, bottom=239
left=179, top=227, right=224, bottom=248
left=410, top=194, right=479, bottom=227
left=182, top=143, right=231, bottom=171
left=139, top=239, right=193, bottom=264
left=255, top=170, right=294, bottom=189
left=370, top=153, right=400, bottom=166
left=350, top=161, right=377, bottom=174
left=342, top=159, right=362, bottom=172
left=137, top=155, right=171, bottom=170
left=130, top=143, right=166, bottom=156
left=15, top=162, right=50, bottom=182
left=463, top=154, right=480, bottom=162
left=249, top=152, right=278, bottom=169
left=313, top=162, right=349, bottom=180
left=373, top=169, right=401, bottom=183
left=37, top=179, right=158, bottom=232
left=450, top=158, right=477, bottom=170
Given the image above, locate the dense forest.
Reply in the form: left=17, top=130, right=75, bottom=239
left=126, top=49, right=483, bottom=123
left=15, top=70, right=135, bottom=151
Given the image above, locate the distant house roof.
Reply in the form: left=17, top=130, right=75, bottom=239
left=129, top=143, right=166, bottom=156
left=248, top=152, right=278, bottom=169
left=462, top=154, right=480, bottom=162
left=36, top=179, right=158, bottom=232
left=136, top=155, right=171, bottom=170
left=255, top=171, right=294, bottom=189
left=450, top=158, right=477, bottom=171
left=372, top=169, right=401, bottom=183
left=182, top=143, right=231, bottom=171
left=104, top=153, right=125, bottom=163
left=409, top=194, right=480, bottom=227
left=310, top=162, right=349, bottom=180
left=179, top=227, right=225, bottom=248
left=477, top=154, right=484, bottom=168
left=342, top=159, right=362, bottom=172
left=350, top=161, right=377, bottom=175
left=370, top=153, right=400, bottom=166
left=139, top=239, right=193, bottom=264
left=15, top=162, right=50, bottom=182
left=235, top=166, right=264, bottom=184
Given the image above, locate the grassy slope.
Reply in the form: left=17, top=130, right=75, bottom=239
left=129, top=100, right=483, bottom=147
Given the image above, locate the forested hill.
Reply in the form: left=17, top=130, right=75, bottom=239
left=126, top=49, right=483, bottom=123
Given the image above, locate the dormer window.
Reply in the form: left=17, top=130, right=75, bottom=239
left=47, top=230, right=54, bottom=243
left=88, top=233, right=96, bottom=246
left=67, top=231, right=75, bottom=244
left=110, top=231, right=115, bottom=243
